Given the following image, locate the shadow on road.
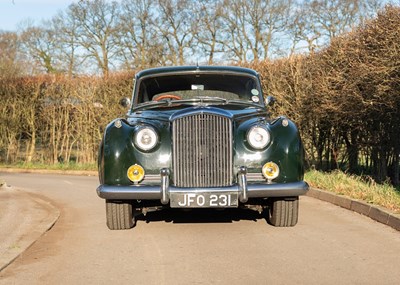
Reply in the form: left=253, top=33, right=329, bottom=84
left=136, top=207, right=267, bottom=224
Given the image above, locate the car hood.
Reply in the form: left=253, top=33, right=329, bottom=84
left=128, top=104, right=268, bottom=123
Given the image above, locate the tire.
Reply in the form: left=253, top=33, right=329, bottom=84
left=267, top=197, right=299, bottom=227
left=106, top=200, right=135, bottom=230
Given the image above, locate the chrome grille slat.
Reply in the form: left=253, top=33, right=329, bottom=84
left=172, top=113, right=233, bottom=187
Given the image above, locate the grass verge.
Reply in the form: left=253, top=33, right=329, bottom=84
left=0, top=162, right=97, bottom=171
left=305, top=169, right=400, bottom=213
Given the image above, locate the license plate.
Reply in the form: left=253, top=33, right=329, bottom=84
left=170, top=192, right=238, bottom=208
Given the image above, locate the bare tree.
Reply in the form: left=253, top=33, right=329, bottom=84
left=18, top=22, right=61, bottom=74
left=192, top=0, right=225, bottom=64
left=291, top=0, right=383, bottom=53
left=0, top=31, right=21, bottom=77
left=51, top=10, right=86, bottom=77
left=69, top=0, right=120, bottom=77
left=155, top=0, right=195, bottom=65
left=116, top=0, right=163, bottom=69
left=221, top=0, right=292, bottom=62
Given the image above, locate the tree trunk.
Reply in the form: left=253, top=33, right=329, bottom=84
left=344, top=130, right=359, bottom=173
left=25, top=130, right=36, bottom=163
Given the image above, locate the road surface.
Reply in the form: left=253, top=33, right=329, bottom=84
left=0, top=172, right=399, bottom=284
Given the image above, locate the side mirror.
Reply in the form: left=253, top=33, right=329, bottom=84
left=265, top=96, right=276, bottom=107
left=120, top=97, right=131, bottom=108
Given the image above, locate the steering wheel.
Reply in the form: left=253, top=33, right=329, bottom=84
left=152, top=94, right=182, bottom=101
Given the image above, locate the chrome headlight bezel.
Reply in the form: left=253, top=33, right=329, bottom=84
left=134, top=126, right=159, bottom=151
left=247, top=125, right=270, bottom=150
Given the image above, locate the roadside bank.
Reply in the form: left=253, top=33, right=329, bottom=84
left=0, top=182, right=60, bottom=272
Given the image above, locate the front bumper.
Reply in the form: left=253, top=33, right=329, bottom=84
left=97, top=167, right=309, bottom=204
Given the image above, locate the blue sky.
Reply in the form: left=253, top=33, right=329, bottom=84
left=0, top=0, right=73, bottom=31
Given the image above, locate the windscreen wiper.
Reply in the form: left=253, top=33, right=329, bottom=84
left=225, top=99, right=264, bottom=108
left=131, top=100, right=172, bottom=111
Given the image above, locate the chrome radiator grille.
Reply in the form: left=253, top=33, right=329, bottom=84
left=172, top=113, right=233, bottom=187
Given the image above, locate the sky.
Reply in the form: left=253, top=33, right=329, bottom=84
left=0, top=0, right=73, bottom=31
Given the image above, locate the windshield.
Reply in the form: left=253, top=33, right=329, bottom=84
left=134, top=73, right=262, bottom=106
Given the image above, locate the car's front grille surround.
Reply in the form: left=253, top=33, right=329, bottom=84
left=172, top=113, right=233, bottom=187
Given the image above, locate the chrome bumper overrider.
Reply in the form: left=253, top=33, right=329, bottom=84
left=97, top=167, right=309, bottom=203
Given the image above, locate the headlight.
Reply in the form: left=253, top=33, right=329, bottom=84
left=247, top=126, right=270, bottom=149
left=134, top=126, right=158, bottom=151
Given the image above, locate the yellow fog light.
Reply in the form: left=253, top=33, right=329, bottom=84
left=127, top=164, right=145, bottom=183
left=262, top=162, right=279, bottom=181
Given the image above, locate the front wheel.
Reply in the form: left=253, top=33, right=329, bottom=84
left=267, top=197, right=299, bottom=227
left=106, top=200, right=135, bottom=230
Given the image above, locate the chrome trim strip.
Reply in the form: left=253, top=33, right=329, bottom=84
left=143, top=174, right=161, bottom=183
left=246, top=172, right=265, bottom=182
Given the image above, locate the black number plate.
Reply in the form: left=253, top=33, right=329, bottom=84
left=170, top=192, right=239, bottom=208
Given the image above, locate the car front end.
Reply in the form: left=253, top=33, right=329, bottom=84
left=97, top=66, right=308, bottom=230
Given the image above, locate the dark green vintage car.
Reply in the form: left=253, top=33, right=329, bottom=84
left=97, top=66, right=308, bottom=230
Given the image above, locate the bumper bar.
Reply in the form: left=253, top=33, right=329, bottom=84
left=97, top=167, right=309, bottom=202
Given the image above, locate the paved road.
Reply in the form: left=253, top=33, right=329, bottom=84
left=0, top=172, right=399, bottom=285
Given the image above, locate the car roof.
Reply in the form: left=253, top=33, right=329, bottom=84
left=135, top=66, right=259, bottom=79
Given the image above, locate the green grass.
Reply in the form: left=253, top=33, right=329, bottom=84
left=0, top=162, right=97, bottom=171
left=305, top=169, right=400, bottom=213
